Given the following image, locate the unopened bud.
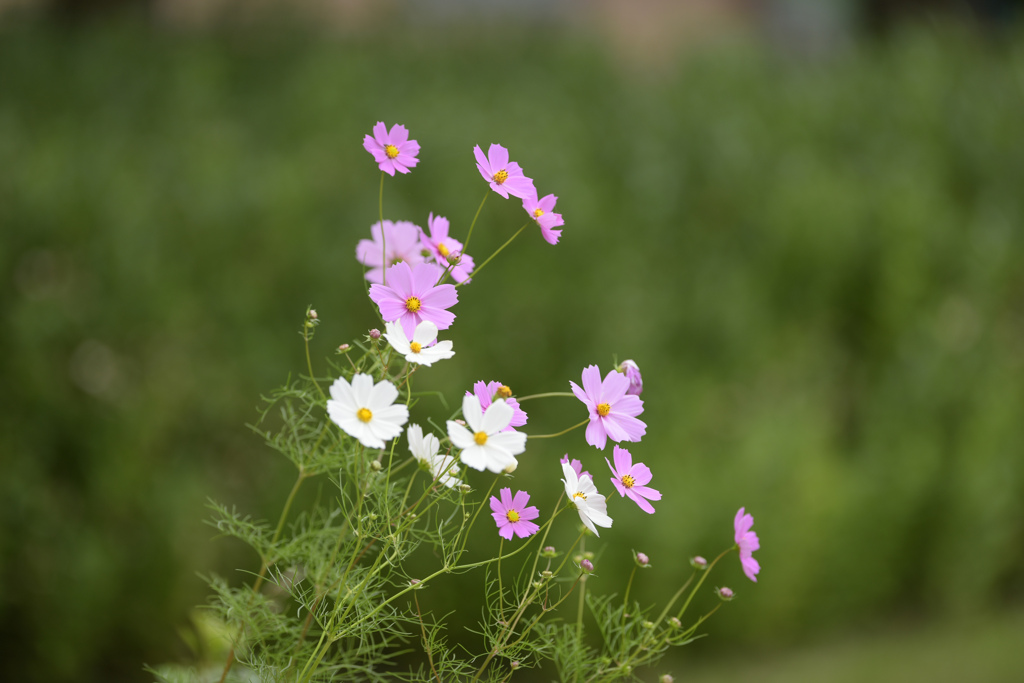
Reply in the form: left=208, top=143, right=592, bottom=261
left=370, top=459, right=382, bottom=472
left=716, top=586, right=734, bottom=601
left=541, top=546, right=557, bottom=557
left=368, top=513, right=378, bottom=521
left=581, top=559, right=594, bottom=573
left=660, top=675, right=675, bottom=683
left=690, top=555, right=707, bottom=570
left=668, top=617, right=681, bottom=629
left=642, top=620, right=655, bottom=630
left=454, top=419, right=466, bottom=426
left=305, top=320, right=315, bottom=329
left=532, top=580, right=543, bottom=589
left=446, top=251, right=462, bottom=266
left=369, top=328, right=381, bottom=340
left=635, top=551, right=650, bottom=567
left=410, top=579, right=421, bottom=588
left=459, top=484, right=472, bottom=494
left=308, top=309, right=318, bottom=320
left=541, top=570, right=553, bottom=579
left=337, top=343, right=351, bottom=353
left=497, top=385, right=512, bottom=399
left=510, top=661, right=520, bottom=670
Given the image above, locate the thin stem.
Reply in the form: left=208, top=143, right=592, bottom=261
left=304, top=324, right=326, bottom=402
left=414, top=593, right=442, bottom=683
left=497, top=538, right=506, bottom=620
left=456, top=223, right=527, bottom=288
left=461, top=190, right=490, bottom=254
left=379, top=171, right=386, bottom=286
left=516, top=392, right=575, bottom=402
left=527, top=419, right=589, bottom=440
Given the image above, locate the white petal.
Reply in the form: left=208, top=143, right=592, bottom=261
left=459, top=444, right=488, bottom=471
left=480, top=398, right=514, bottom=434
left=350, top=373, right=375, bottom=406
left=480, top=445, right=516, bottom=473
left=447, top=421, right=475, bottom=449
left=407, top=423, right=426, bottom=460
left=373, top=403, right=409, bottom=428
left=411, top=320, right=439, bottom=346
left=367, top=378, right=400, bottom=410
left=461, top=394, right=484, bottom=431
left=328, top=377, right=357, bottom=409
left=486, top=430, right=527, bottom=457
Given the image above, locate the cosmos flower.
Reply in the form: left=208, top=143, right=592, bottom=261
left=468, top=380, right=527, bottom=432
left=522, top=192, right=565, bottom=245
left=382, top=320, right=454, bottom=366
left=734, top=507, right=761, bottom=582
left=617, top=359, right=643, bottom=396
left=448, top=394, right=527, bottom=473
left=473, top=143, right=536, bottom=199
left=327, top=373, right=408, bottom=449
left=570, top=365, right=647, bottom=450
left=369, top=261, right=458, bottom=339
left=363, top=121, right=420, bottom=176
left=490, top=488, right=540, bottom=540
left=355, top=220, right=425, bottom=285
left=561, top=461, right=612, bottom=537
left=420, top=213, right=475, bottom=283
left=407, top=423, right=463, bottom=489
left=605, top=446, right=661, bottom=514
left=559, top=455, right=591, bottom=482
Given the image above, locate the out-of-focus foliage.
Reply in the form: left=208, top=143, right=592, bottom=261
left=1, top=16, right=1023, bottom=682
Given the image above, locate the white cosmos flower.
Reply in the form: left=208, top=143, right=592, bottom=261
left=382, top=320, right=454, bottom=366
left=407, top=423, right=463, bottom=489
left=448, top=394, right=527, bottom=473
left=327, top=373, right=408, bottom=449
left=561, top=461, right=613, bottom=537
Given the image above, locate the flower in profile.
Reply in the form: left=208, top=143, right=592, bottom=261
left=606, top=446, right=661, bottom=514
left=581, top=558, right=594, bottom=573
left=448, top=394, right=527, bottom=473
left=490, top=488, right=540, bottom=539
left=570, top=365, right=647, bottom=450
left=559, top=455, right=591, bottom=482
left=617, top=359, right=643, bottom=396
left=327, top=373, right=408, bottom=449
left=356, top=220, right=425, bottom=285
left=561, top=461, right=612, bottom=537
left=407, top=423, right=463, bottom=489
left=363, top=122, right=420, bottom=176
left=369, top=261, right=458, bottom=339
left=473, top=143, right=536, bottom=199
left=382, top=320, right=454, bottom=366
left=522, top=192, right=565, bottom=245
left=716, top=586, right=735, bottom=601
left=469, top=380, right=527, bottom=432
left=734, top=507, right=761, bottom=582
left=420, top=213, right=476, bottom=283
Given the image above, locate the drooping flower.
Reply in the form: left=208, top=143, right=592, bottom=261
left=473, top=143, right=536, bottom=200
left=327, top=373, right=408, bottom=449
left=570, top=365, right=647, bottom=450
left=356, top=220, right=425, bottom=285
left=369, top=261, right=458, bottom=339
left=407, top=423, right=463, bottom=489
left=363, top=122, right=420, bottom=176
left=468, top=380, right=527, bottom=431
left=490, top=488, right=540, bottom=540
left=420, top=213, right=475, bottom=283
left=734, top=507, right=761, bottom=582
left=606, top=446, right=661, bottom=514
left=448, top=394, right=527, bottom=473
left=561, top=461, right=612, bottom=537
left=559, top=455, right=591, bottom=482
left=522, top=192, right=565, bottom=245
left=382, top=320, right=454, bottom=366
left=617, top=359, right=643, bottom=396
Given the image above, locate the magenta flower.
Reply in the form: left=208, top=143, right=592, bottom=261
left=369, top=261, right=458, bottom=339
left=420, top=213, right=476, bottom=283
left=606, top=446, right=661, bottom=514
left=559, top=455, right=591, bottom=482
left=570, top=365, right=647, bottom=450
left=468, top=380, right=527, bottom=431
left=490, top=488, right=540, bottom=540
left=356, top=220, right=425, bottom=284
left=734, top=507, right=761, bottom=582
left=473, top=144, right=536, bottom=200
left=617, top=359, right=643, bottom=396
left=363, top=122, right=420, bottom=176
left=522, top=192, right=565, bottom=245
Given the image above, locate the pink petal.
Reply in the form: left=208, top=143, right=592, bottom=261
left=626, top=489, right=656, bottom=514
left=606, top=412, right=647, bottom=442
left=539, top=194, right=558, bottom=212
left=611, top=393, right=644, bottom=418
left=628, top=462, right=653, bottom=487
left=411, top=262, right=444, bottom=294
left=512, top=490, right=531, bottom=510
left=500, top=487, right=514, bottom=509
left=490, top=496, right=504, bottom=515
left=384, top=262, right=414, bottom=297
left=585, top=418, right=608, bottom=450
left=420, top=283, right=458, bottom=310
left=612, top=446, right=633, bottom=475
left=473, top=145, right=489, bottom=173
left=487, top=143, right=509, bottom=170
left=389, top=123, right=409, bottom=145
left=580, top=365, right=602, bottom=402
left=372, top=121, right=388, bottom=143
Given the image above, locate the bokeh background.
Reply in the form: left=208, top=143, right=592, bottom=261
left=2, top=1, right=1024, bottom=681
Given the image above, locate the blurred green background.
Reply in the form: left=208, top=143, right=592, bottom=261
left=2, top=2, right=1024, bottom=681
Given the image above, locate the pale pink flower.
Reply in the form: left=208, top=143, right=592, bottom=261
left=369, top=261, right=458, bottom=339
left=473, top=143, right=536, bottom=199
left=570, top=365, right=647, bottom=450
left=617, top=359, right=643, bottom=396
left=490, top=488, right=540, bottom=540
left=734, top=507, right=761, bottom=582
left=606, top=446, right=661, bottom=514
left=469, top=380, right=527, bottom=432
left=363, top=122, right=420, bottom=176
left=420, top=213, right=475, bottom=283
left=522, top=192, right=564, bottom=245
left=355, top=220, right=425, bottom=284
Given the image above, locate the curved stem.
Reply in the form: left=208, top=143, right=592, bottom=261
left=527, top=419, right=589, bottom=440
left=516, top=392, right=575, bottom=402
left=456, top=223, right=527, bottom=288
left=304, top=323, right=326, bottom=402
left=461, top=191, right=490, bottom=255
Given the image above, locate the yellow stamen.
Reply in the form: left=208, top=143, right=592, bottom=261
left=409, top=341, right=422, bottom=353
left=438, top=243, right=450, bottom=258
left=357, top=408, right=373, bottom=423
left=506, top=509, right=520, bottom=523
left=573, top=491, right=587, bottom=501
left=493, top=169, right=509, bottom=184
left=474, top=431, right=488, bottom=445
left=596, top=403, right=611, bottom=417
left=533, top=208, right=545, bottom=218
left=497, top=385, right=512, bottom=399
left=405, top=296, right=422, bottom=312
left=384, top=144, right=399, bottom=159
left=621, top=474, right=636, bottom=488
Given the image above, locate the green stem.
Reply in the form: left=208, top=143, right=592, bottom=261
left=461, top=190, right=490, bottom=255
left=456, top=223, right=527, bottom=287
left=516, top=392, right=575, bottom=402
left=527, top=419, right=589, bottom=440
left=304, top=323, right=326, bottom=402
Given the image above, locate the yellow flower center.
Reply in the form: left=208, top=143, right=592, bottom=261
left=497, top=385, right=512, bottom=399
left=621, top=474, right=636, bottom=489
left=409, top=341, right=422, bottom=353
left=493, top=169, right=509, bottom=184
left=533, top=208, right=545, bottom=218
left=506, top=509, right=520, bottom=523
left=357, top=408, right=373, bottom=423
left=572, top=491, right=587, bottom=502
left=405, top=296, right=422, bottom=312
left=384, top=144, right=399, bottom=159
left=438, top=243, right=450, bottom=257
left=474, top=431, right=488, bottom=445
left=597, top=403, right=611, bottom=417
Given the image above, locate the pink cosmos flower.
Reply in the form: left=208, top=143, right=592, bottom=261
left=473, top=144, right=536, bottom=200
left=356, top=220, right=425, bottom=284
left=363, top=122, right=420, bottom=176
left=522, top=192, right=565, bottom=245
left=617, top=359, right=643, bottom=396
left=605, top=446, right=661, bottom=514
left=420, top=213, right=475, bottom=283
left=368, top=261, right=458, bottom=339
left=559, top=455, right=591, bottom=482
left=734, top=507, right=761, bottom=582
left=490, top=487, right=540, bottom=540
left=468, top=380, right=527, bottom=432
left=570, top=365, right=647, bottom=450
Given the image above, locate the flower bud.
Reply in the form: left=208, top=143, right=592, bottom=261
left=446, top=251, right=463, bottom=267
left=454, top=419, right=466, bottom=426
left=716, top=586, right=734, bottom=601
left=510, top=661, right=520, bottom=670
left=532, top=580, right=543, bottom=589
left=668, top=617, right=681, bottom=629
left=541, top=546, right=557, bottom=557
left=690, top=555, right=708, bottom=570
left=581, top=559, right=594, bottom=573
left=368, top=328, right=381, bottom=340
left=370, top=459, right=382, bottom=472
left=660, top=675, right=675, bottom=683
left=541, top=570, right=553, bottom=579
left=308, top=309, right=318, bottom=320
left=642, top=620, right=655, bottom=630
left=337, top=343, right=351, bottom=353
left=459, top=484, right=472, bottom=494
left=617, top=359, right=643, bottom=396
left=410, top=578, right=422, bottom=588
left=635, top=551, right=650, bottom=567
